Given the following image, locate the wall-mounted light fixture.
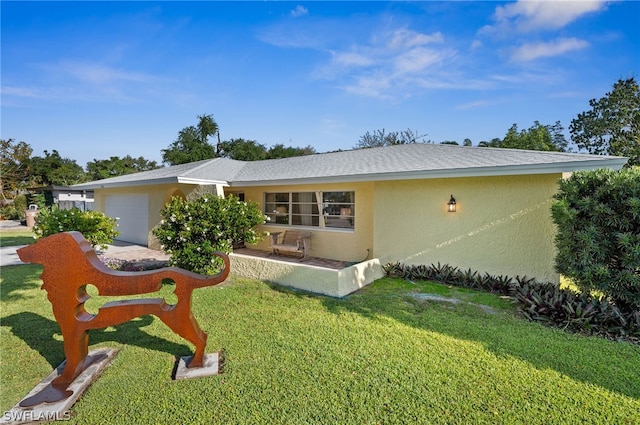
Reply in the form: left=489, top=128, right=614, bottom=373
left=447, top=195, right=457, bottom=213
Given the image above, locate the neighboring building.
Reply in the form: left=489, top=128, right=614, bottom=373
left=32, top=185, right=94, bottom=211
left=72, top=144, right=627, bottom=295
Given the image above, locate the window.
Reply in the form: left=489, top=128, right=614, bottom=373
left=265, top=191, right=355, bottom=229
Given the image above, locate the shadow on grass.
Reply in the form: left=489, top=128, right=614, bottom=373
left=1, top=312, right=193, bottom=369
left=0, top=264, right=44, bottom=302
left=291, top=279, right=640, bottom=400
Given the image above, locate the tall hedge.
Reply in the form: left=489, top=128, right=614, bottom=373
left=551, top=168, right=640, bottom=311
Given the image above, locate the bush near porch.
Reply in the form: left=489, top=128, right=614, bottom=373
left=153, top=194, right=267, bottom=275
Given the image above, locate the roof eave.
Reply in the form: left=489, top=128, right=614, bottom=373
left=73, top=177, right=228, bottom=190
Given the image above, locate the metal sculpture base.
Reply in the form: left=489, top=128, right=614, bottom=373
left=1, top=348, right=117, bottom=425
left=174, top=352, right=221, bottom=380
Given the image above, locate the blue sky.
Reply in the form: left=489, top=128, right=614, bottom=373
left=2, top=1, right=639, bottom=167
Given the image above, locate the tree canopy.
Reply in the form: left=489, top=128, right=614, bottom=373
left=569, top=77, right=640, bottom=167
left=29, top=150, right=86, bottom=186
left=161, top=114, right=220, bottom=165
left=218, top=138, right=268, bottom=161
left=479, top=121, right=568, bottom=152
left=215, top=138, right=316, bottom=161
left=354, top=129, right=429, bottom=149
left=267, top=144, right=316, bottom=159
left=86, top=155, right=160, bottom=181
left=1, top=138, right=33, bottom=199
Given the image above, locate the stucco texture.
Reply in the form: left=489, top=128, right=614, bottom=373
left=372, top=174, right=561, bottom=283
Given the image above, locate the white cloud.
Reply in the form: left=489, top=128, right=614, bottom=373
left=393, top=47, right=449, bottom=74
left=456, top=100, right=492, bottom=110
left=326, top=28, right=455, bottom=98
left=490, top=0, right=609, bottom=33
left=332, top=52, right=375, bottom=67
left=1, top=86, right=43, bottom=98
left=3, top=60, right=171, bottom=105
left=470, top=39, right=483, bottom=50
left=57, top=61, right=159, bottom=84
left=511, top=37, right=589, bottom=61
left=387, top=29, right=444, bottom=49
left=290, top=5, right=308, bottom=18
left=344, top=73, right=393, bottom=98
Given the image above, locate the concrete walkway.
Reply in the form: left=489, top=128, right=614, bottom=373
left=0, top=221, right=168, bottom=267
left=1, top=241, right=169, bottom=267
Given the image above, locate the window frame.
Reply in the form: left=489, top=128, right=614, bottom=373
left=264, top=190, right=355, bottom=230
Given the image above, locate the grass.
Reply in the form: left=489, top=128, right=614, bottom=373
left=1, top=257, right=639, bottom=425
left=0, top=228, right=35, bottom=247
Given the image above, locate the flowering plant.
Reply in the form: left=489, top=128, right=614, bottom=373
left=153, top=194, right=267, bottom=275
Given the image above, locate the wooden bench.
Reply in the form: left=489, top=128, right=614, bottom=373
left=270, top=230, right=312, bottom=259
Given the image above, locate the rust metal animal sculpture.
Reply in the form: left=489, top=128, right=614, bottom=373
left=17, top=231, right=229, bottom=406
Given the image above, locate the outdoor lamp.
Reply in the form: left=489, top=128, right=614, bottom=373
left=447, top=195, right=457, bottom=212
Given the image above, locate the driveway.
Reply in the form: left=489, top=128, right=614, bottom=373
left=0, top=220, right=168, bottom=267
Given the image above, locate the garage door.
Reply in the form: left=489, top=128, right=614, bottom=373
left=105, top=194, right=149, bottom=245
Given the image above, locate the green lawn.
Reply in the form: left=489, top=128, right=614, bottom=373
left=0, top=228, right=34, bottom=247
left=1, top=262, right=639, bottom=424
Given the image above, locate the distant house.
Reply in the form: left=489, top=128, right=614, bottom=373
left=72, top=144, right=627, bottom=296
left=32, top=185, right=94, bottom=211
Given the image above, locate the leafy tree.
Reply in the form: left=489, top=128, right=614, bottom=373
left=218, top=138, right=268, bottom=161
left=86, top=155, right=160, bottom=180
left=354, top=128, right=428, bottom=149
left=34, top=206, right=119, bottom=250
left=153, top=194, right=267, bottom=275
left=483, top=121, right=568, bottom=151
left=478, top=138, right=502, bottom=147
left=161, top=114, right=220, bottom=165
left=440, top=140, right=459, bottom=145
left=1, top=138, right=33, bottom=200
left=267, top=144, right=316, bottom=159
left=502, top=121, right=567, bottom=151
left=463, top=138, right=473, bottom=147
left=551, top=168, right=640, bottom=312
left=29, top=150, right=87, bottom=186
left=569, top=77, right=640, bottom=167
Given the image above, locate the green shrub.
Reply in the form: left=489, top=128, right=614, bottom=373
left=33, top=207, right=119, bottom=250
left=383, top=262, right=639, bottom=343
left=12, top=194, right=27, bottom=219
left=0, top=204, right=19, bottom=220
left=551, top=168, right=640, bottom=312
left=515, top=280, right=639, bottom=342
left=153, top=194, right=267, bottom=275
left=27, top=192, right=46, bottom=209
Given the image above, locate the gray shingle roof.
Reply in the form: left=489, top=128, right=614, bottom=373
left=73, top=144, right=628, bottom=189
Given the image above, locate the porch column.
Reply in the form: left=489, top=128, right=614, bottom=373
left=215, top=184, right=225, bottom=198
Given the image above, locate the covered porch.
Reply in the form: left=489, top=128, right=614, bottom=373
left=230, top=248, right=383, bottom=298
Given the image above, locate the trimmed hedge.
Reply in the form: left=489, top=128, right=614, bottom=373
left=383, top=262, right=639, bottom=344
